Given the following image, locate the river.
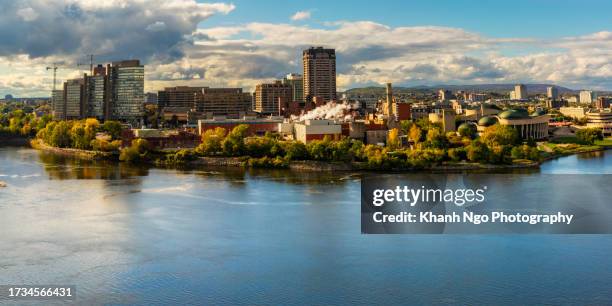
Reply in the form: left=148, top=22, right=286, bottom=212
left=1, top=147, right=611, bottom=305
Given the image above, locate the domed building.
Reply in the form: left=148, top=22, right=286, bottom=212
left=477, top=109, right=549, bottom=139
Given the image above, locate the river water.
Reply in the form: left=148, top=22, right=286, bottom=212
left=0, top=147, right=611, bottom=305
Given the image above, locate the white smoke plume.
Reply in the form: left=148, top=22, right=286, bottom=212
left=292, top=102, right=361, bottom=122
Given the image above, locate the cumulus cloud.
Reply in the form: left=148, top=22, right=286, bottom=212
left=291, top=11, right=311, bottom=21
left=179, top=21, right=611, bottom=92
left=0, top=7, right=610, bottom=97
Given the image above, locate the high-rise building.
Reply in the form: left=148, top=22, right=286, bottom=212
left=580, top=90, right=597, bottom=104
left=63, top=79, right=85, bottom=119
left=283, top=73, right=304, bottom=103
left=196, top=87, right=252, bottom=116
left=84, top=67, right=107, bottom=120
left=547, top=86, right=559, bottom=100
left=108, top=60, right=144, bottom=123
left=303, top=47, right=336, bottom=102
left=514, top=84, right=527, bottom=100
left=254, top=81, right=292, bottom=114
left=51, top=90, right=65, bottom=120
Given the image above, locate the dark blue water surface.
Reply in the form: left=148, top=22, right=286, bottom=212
left=1, top=147, right=611, bottom=305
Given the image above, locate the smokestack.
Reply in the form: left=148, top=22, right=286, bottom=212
left=386, top=82, right=393, bottom=117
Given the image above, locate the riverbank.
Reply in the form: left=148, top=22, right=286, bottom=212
left=30, top=139, right=117, bottom=160
left=30, top=139, right=543, bottom=172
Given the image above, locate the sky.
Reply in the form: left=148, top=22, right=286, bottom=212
left=0, top=0, right=610, bottom=97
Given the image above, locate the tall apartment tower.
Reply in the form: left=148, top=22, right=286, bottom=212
left=514, top=84, right=527, bottom=100
left=547, top=86, right=559, bottom=100
left=303, top=47, right=336, bottom=103
left=107, top=60, right=144, bottom=123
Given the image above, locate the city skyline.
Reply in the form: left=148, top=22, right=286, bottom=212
left=0, top=0, right=610, bottom=97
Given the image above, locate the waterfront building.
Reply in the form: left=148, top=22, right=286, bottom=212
left=303, top=47, right=336, bottom=102
left=197, top=116, right=283, bottom=136
left=84, top=67, right=107, bottom=120
left=547, top=86, right=559, bottom=100
left=64, top=78, right=85, bottom=119
left=283, top=73, right=304, bottom=103
left=580, top=90, right=597, bottom=104
left=294, top=119, right=342, bottom=143
left=585, top=110, right=612, bottom=136
left=108, top=60, right=144, bottom=123
left=254, top=81, right=292, bottom=114
left=51, top=90, right=65, bottom=120
left=483, top=109, right=549, bottom=139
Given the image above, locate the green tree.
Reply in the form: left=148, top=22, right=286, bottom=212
left=576, top=128, right=603, bottom=145
left=197, top=127, right=226, bottom=155
left=481, top=124, right=519, bottom=147
left=222, top=124, right=249, bottom=156
left=102, top=121, right=123, bottom=140
left=466, top=140, right=489, bottom=162
left=49, top=121, right=72, bottom=148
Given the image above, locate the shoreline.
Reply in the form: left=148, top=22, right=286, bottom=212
left=28, top=139, right=609, bottom=173
left=26, top=139, right=562, bottom=172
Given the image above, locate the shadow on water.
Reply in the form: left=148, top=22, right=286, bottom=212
left=37, top=151, right=149, bottom=180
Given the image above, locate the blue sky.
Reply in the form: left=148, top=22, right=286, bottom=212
left=0, top=0, right=610, bottom=97
left=200, top=0, right=612, bottom=38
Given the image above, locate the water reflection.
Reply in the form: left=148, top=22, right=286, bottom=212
left=38, top=151, right=149, bottom=180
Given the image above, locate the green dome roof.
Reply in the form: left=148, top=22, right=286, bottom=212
left=531, top=109, right=547, bottom=116
left=478, top=116, right=498, bottom=126
left=458, top=123, right=476, bottom=130
left=498, top=109, right=530, bottom=119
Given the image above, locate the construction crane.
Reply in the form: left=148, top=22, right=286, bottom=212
left=46, top=64, right=58, bottom=91
left=77, top=54, right=95, bottom=75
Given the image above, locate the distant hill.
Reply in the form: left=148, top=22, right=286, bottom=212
left=345, top=84, right=579, bottom=95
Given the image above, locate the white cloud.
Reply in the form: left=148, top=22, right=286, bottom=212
left=291, top=11, right=311, bottom=21
left=16, top=7, right=39, bottom=21
left=0, top=8, right=610, bottom=97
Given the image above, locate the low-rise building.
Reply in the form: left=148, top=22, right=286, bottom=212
left=479, top=109, right=549, bottom=139
left=294, top=119, right=342, bottom=143
left=197, top=116, right=283, bottom=136
left=585, top=110, right=612, bottom=136
left=560, top=106, right=587, bottom=119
